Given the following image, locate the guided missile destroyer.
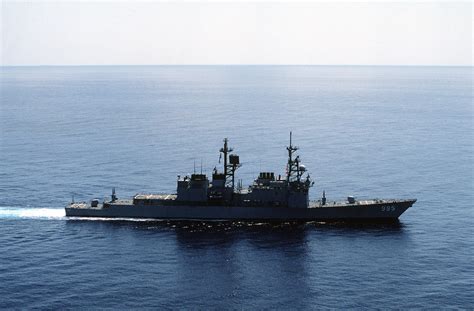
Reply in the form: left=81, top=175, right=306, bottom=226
left=65, top=134, right=416, bottom=222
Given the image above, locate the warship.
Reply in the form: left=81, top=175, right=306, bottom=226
left=66, top=134, right=416, bottom=222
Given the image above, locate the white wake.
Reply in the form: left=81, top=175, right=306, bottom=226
left=0, top=207, right=66, bottom=219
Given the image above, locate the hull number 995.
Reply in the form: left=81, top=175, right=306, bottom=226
left=381, top=205, right=396, bottom=212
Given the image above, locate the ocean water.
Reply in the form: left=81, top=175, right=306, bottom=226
left=0, top=65, right=472, bottom=309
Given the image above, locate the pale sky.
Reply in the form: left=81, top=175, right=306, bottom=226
left=1, top=1, right=472, bottom=66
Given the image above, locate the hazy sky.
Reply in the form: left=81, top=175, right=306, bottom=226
left=1, top=1, right=472, bottom=66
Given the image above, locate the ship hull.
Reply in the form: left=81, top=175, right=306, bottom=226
left=65, top=199, right=416, bottom=222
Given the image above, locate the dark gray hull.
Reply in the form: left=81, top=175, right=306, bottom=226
left=65, top=199, right=416, bottom=222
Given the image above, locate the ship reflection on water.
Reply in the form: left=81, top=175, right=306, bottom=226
left=62, top=217, right=408, bottom=308
left=65, top=217, right=406, bottom=237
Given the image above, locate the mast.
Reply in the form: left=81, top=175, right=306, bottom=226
left=286, top=131, right=298, bottom=182
left=219, top=138, right=240, bottom=189
left=111, top=187, right=117, bottom=201
left=220, top=138, right=232, bottom=177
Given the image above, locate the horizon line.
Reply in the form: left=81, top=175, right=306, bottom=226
left=1, top=64, right=472, bottom=68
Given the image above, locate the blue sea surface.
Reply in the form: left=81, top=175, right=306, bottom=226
left=0, top=65, right=472, bottom=309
